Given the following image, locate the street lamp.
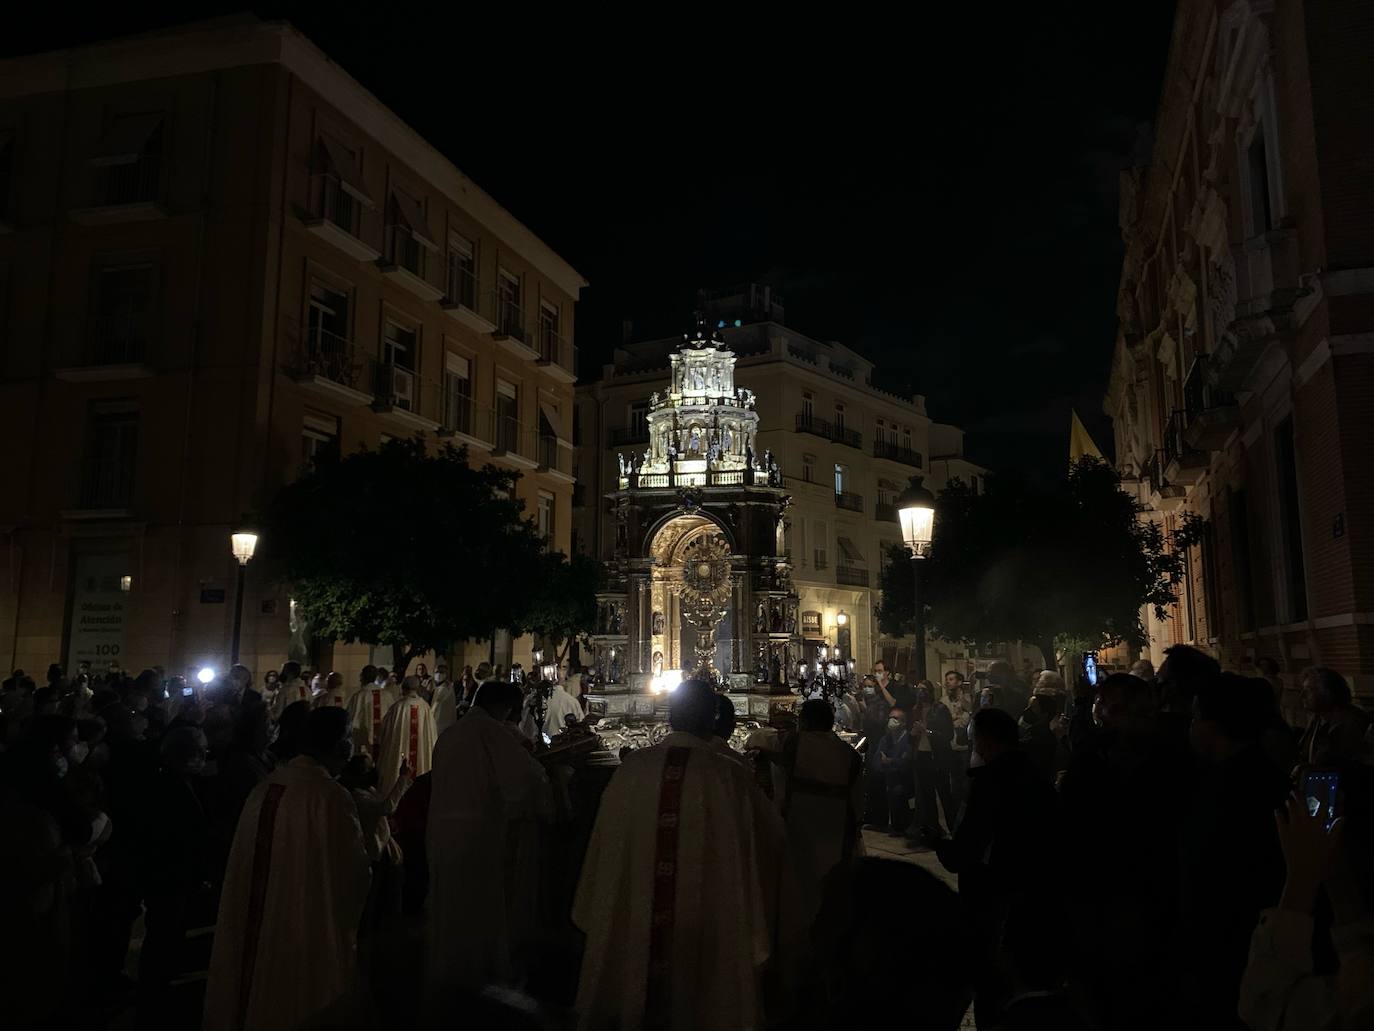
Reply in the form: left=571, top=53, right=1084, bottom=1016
left=229, top=531, right=259, bottom=665
left=896, top=476, right=937, bottom=680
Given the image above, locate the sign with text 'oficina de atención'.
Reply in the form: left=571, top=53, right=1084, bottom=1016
left=67, top=554, right=129, bottom=670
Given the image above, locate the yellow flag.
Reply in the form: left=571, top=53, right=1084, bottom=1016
left=1069, top=409, right=1104, bottom=466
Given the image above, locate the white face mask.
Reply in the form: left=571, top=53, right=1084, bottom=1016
left=434, top=673, right=446, bottom=684
left=53, top=756, right=68, bottom=779
left=887, top=718, right=902, bottom=732
left=69, top=742, right=90, bottom=765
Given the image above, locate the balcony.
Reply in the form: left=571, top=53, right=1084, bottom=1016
left=1182, top=355, right=1239, bottom=451
left=493, top=299, right=539, bottom=360
left=794, top=412, right=863, bottom=449
left=534, top=323, right=577, bottom=384
left=70, top=154, right=167, bottom=224
left=835, top=490, right=865, bottom=513
left=874, top=439, right=923, bottom=468
left=488, top=412, right=539, bottom=469
left=610, top=426, right=650, bottom=447
left=441, top=268, right=497, bottom=333
left=372, top=363, right=440, bottom=432
left=288, top=328, right=376, bottom=405
left=379, top=227, right=445, bottom=302
left=875, top=501, right=899, bottom=523
left=1161, top=410, right=1207, bottom=486
left=302, top=174, right=380, bottom=262
left=56, top=315, right=156, bottom=381
left=1144, top=450, right=1185, bottom=512
left=538, top=434, right=575, bottom=483
left=836, top=564, right=869, bottom=587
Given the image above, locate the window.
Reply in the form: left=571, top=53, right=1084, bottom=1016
left=386, top=189, right=431, bottom=273
left=302, top=413, right=339, bottom=472
left=970, top=475, right=980, bottom=495
left=1274, top=417, right=1307, bottom=621
left=1229, top=487, right=1256, bottom=632
left=538, top=401, right=562, bottom=468
left=802, top=454, right=816, bottom=483
left=1247, top=126, right=1273, bottom=236
left=314, top=135, right=369, bottom=232
left=446, top=234, right=476, bottom=308
left=496, top=379, right=519, bottom=452
left=537, top=491, right=554, bottom=547
left=93, top=264, right=153, bottom=364
left=538, top=302, right=560, bottom=363
left=801, top=391, right=814, bottom=420
left=902, top=425, right=913, bottom=453
left=834, top=463, right=846, bottom=495
left=497, top=269, right=522, bottom=338
left=813, top=521, right=828, bottom=570
left=837, top=536, right=865, bottom=566
left=876, top=418, right=885, bottom=443
left=0, top=130, right=13, bottom=222
left=629, top=400, right=649, bottom=440
left=91, top=112, right=163, bottom=206
left=1201, top=518, right=1221, bottom=640
left=572, top=405, right=581, bottom=447
left=444, top=352, right=472, bottom=434
left=834, top=402, right=846, bottom=433
left=382, top=321, right=418, bottom=410
left=81, top=406, right=138, bottom=509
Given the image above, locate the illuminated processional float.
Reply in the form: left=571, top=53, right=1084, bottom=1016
left=585, top=317, right=802, bottom=750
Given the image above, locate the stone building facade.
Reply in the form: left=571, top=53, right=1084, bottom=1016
left=1104, top=0, right=1374, bottom=693
left=0, top=17, right=584, bottom=680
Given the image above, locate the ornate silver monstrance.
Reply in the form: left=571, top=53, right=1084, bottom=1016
left=670, top=534, right=733, bottom=682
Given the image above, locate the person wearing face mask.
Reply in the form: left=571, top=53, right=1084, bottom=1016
left=878, top=708, right=914, bottom=836
left=136, top=726, right=210, bottom=1019
left=270, top=661, right=313, bottom=721
left=860, top=674, right=893, bottom=829
left=345, top=665, right=400, bottom=758
left=205, top=707, right=370, bottom=1031
left=312, top=671, right=351, bottom=710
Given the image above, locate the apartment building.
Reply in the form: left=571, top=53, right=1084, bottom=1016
left=1104, top=1, right=1374, bottom=690
left=0, top=17, right=585, bottom=678
left=575, top=285, right=985, bottom=674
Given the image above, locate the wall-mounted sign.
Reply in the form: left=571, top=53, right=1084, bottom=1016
left=67, top=554, right=129, bottom=670
left=801, top=610, right=822, bottom=637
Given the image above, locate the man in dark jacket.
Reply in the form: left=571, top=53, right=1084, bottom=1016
left=932, top=707, right=1060, bottom=1027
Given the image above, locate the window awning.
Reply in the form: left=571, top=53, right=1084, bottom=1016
left=318, top=135, right=374, bottom=207
left=837, top=537, right=865, bottom=564
left=390, top=189, right=438, bottom=251
left=90, top=113, right=163, bottom=167
left=539, top=401, right=567, bottom=443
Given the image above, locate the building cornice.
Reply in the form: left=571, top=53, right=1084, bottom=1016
left=0, top=18, right=588, bottom=299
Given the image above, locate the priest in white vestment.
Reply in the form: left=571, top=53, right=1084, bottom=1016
left=345, top=669, right=398, bottom=758
left=781, top=699, right=865, bottom=912
left=430, top=666, right=460, bottom=735
left=427, top=682, right=553, bottom=993
left=269, top=660, right=313, bottom=721
left=376, top=676, right=438, bottom=796
left=313, top=670, right=352, bottom=709
left=574, top=679, right=789, bottom=1031
left=204, top=708, right=370, bottom=1031
left=519, top=678, right=584, bottom=741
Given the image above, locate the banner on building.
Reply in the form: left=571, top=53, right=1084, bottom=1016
left=67, top=553, right=129, bottom=671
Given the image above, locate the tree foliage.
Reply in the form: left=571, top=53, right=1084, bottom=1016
left=515, top=550, right=603, bottom=663
left=877, top=457, right=1186, bottom=664
left=259, top=437, right=552, bottom=674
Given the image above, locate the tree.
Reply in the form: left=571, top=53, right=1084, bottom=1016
left=515, top=551, right=602, bottom=664
left=258, top=437, right=548, bottom=676
left=877, top=457, right=1186, bottom=669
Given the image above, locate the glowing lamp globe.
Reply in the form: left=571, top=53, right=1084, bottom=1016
left=896, top=476, right=937, bottom=556
left=230, top=531, right=259, bottom=566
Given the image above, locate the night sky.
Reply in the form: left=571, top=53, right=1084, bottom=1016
left=7, top=3, right=1177, bottom=477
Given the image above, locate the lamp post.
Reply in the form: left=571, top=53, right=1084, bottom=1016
left=896, top=476, right=936, bottom=681
left=229, top=531, right=259, bottom=664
